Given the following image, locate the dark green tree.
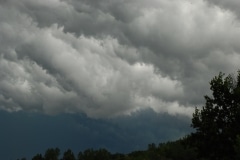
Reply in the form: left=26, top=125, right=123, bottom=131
left=95, top=148, right=111, bottom=160
left=147, top=143, right=161, bottom=160
left=32, top=154, right=44, bottom=160
left=78, top=149, right=95, bottom=160
left=44, top=148, right=60, bottom=160
left=77, top=151, right=84, bottom=160
left=111, top=153, right=126, bottom=160
left=62, top=149, right=76, bottom=160
left=191, top=71, right=240, bottom=159
left=234, top=135, right=240, bottom=159
left=78, top=148, right=111, bottom=160
left=158, top=139, right=197, bottom=160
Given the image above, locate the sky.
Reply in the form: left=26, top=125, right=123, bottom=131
left=1, top=0, right=240, bottom=159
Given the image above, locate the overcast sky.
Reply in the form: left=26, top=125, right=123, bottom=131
left=1, top=0, right=240, bottom=159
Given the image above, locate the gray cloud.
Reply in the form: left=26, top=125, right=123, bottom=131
left=206, top=0, right=240, bottom=19
left=0, top=0, right=240, bottom=118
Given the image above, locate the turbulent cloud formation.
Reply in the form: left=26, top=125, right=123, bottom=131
left=1, top=0, right=240, bottom=118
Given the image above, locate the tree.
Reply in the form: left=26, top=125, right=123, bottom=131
left=234, top=135, right=240, bottom=159
left=63, top=149, right=76, bottom=160
left=191, top=71, right=240, bottom=159
left=32, top=154, right=44, bottom=160
left=44, top=148, right=60, bottom=160
left=78, top=148, right=111, bottom=160
left=77, top=151, right=84, bottom=160
left=95, top=148, right=111, bottom=160
left=78, top=149, right=95, bottom=160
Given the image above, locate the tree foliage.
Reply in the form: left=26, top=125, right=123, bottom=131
left=63, top=149, right=76, bottom=160
left=25, top=141, right=197, bottom=160
left=44, top=148, right=60, bottom=160
left=191, top=71, right=240, bottom=159
left=32, top=154, right=44, bottom=160
left=78, top=148, right=111, bottom=160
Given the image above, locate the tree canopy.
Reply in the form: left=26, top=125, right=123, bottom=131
left=44, top=148, right=60, bottom=160
left=191, top=71, right=240, bottom=159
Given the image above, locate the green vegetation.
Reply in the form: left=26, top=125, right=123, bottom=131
left=17, top=71, right=240, bottom=160
left=191, top=71, right=240, bottom=160
left=18, top=139, right=198, bottom=160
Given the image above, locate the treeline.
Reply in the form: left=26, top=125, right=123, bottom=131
left=17, top=138, right=198, bottom=160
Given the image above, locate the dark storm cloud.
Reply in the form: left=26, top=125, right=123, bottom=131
left=1, top=0, right=240, bottom=118
left=0, top=109, right=191, bottom=160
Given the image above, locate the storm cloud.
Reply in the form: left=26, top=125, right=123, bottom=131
left=0, top=109, right=191, bottom=159
left=1, top=0, right=240, bottom=119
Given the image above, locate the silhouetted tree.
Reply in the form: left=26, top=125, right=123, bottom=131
left=95, top=148, right=111, bottom=160
left=78, top=149, right=95, bottom=160
left=32, top=153, right=44, bottom=160
left=44, top=148, right=60, bottom=160
left=191, top=71, right=240, bottom=159
left=62, top=149, right=76, bottom=160
left=111, top=153, right=126, bottom=160
left=77, top=151, right=84, bottom=160
left=77, top=148, right=111, bottom=160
